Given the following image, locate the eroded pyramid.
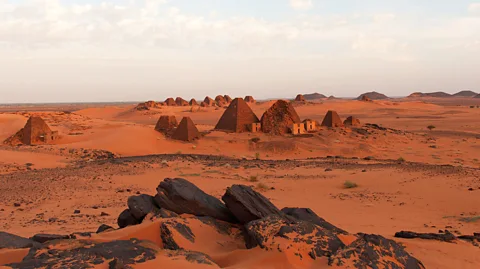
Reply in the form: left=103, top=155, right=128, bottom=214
left=261, top=100, right=301, bottom=135
left=171, top=117, right=200, bottom=142
left=321, top=111, right=344, bottom=127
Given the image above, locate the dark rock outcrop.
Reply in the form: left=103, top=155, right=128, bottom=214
left=0, top=232, right=40, bottom=249
left=154, top=178, right=236, bottom=223
left=117, top=209, right=139, bottom=228
left=222, top=185, right=282, bottom=224
left=31, top=234, right=71, bottom=244
left=329, top=233, right=425, bottom=269
left=96, top=224, right=115, bottom=234
left=281, top=207, right=347, bottom=235
left=394, top=230, right=456, bottom=242
left=245, top=215, right=345, bottom=259
left=127, top=194, right=156, bottom=220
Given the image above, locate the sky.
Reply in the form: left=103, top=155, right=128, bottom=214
left=0, top=0, right=479, bottom=103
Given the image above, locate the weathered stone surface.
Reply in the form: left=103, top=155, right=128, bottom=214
left=31, top=234, right=71, bottom=243
left=245, top=215, right=345, bottom=259
left=260, top=100, right=301, bottom=135
left=222, top=185, right=282, bottom=224
left=295, top=94, right=306, bottom=102
left=117, top=209, right=139, bottom=228
left=329, top=233, right=425, bottom=269
left=215, top=98, right=260, bottom=133
left=97, top=224, right=115, bottom=234
left=7, top=239, right=157, bottom=269
left=145, top=207, right=179, bottom=222
left=321, top=110, right=344, bottom=128
left=244, top=96, right=256, bottom=103
left=171, top=117, right=200, bottom=142
left=343, top=116, right=361, bottom=127
left=127, top=194, right=156, bottom=221
left=154, top=178, right=236, bottom=223
left=0, top=232, right=39, bottom=249
left=160, top=220, right=196, bottom=250
left=175, top=97, right=189, bottom=106
left=394, top=230, right=456, bottom=242
left=281, top=207, right=348, bottom=235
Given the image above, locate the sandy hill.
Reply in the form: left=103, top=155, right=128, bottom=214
left=356, top=91, right=388, bottom=100
left=453, top=90, right=478, bottom=97
left=303, top=92, right=326, bottom=100
left=408, top=92, right=452, bottom=98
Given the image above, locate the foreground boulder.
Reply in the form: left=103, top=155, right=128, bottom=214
left=329, top=233, right=425, bottom=269
left=127, top=194, right=157, bottom=220
left=222, top=185, right=282, bottom=224
left=281, top=207, right=347, bottom=235
left=0, top=232, right=39, bottom=249
left=245, top=215, right=345, bottom=259
left=155, top=178, right=237, bottom=223
left=117, top=209, right=139, bottom=228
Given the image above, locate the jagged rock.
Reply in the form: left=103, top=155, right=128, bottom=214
left=245, top=215, right=345, bottom=259
left=160, top=220, right=195, bottom=250
left=31, top=234, right=71, bottom=243
left=329, top=233, right=425, bottom=269
left=145, top=207, right=179, bottom=222
left=0, top=232, right=40, bottom=249
left=281, top=207, right=348, bottom=235
left=394, top=230, right=456, bottom=242
left=6, top=239, right=157, bottom=268
left=117, top=209, right=139, bottom=228
left=97, top=224, right=115, bottom=234
left=222, top=185, right=282, bottom=224
left=154, top=178, right=236, bottom=223
left=127, top=194, right=157, bottom=221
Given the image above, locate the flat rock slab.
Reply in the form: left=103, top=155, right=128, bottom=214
left=154, top=178, right=236, bottom=223
left=394, top=230, right=457, bottom=242
left=281, top=207, right=348, bottom=235
left=31, top=234, right=71, bottom=244
left=222, top=185, right=282, bottom=224
left=0, top=232, right=40, bottom=249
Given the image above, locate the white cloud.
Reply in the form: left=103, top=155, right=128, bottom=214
left=373, top=13, right=396, bottom=23
left=289, top=0, right=313, bottom=11
left=469, top=3, right=480, bottom=13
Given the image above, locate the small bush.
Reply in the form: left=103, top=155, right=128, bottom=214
left=255, top=183, right=270, bottom=192
left=250, top=137, right=261, bottom=143
left=248, top=175, right=259, bottom=182
left=255, top=152, right=260, bottom=160
left=397, top=157, right=405, bottom=162
left=343, top=181, right=358, bottom=189
left=427, top=125, right=436, bottom=131
left=459, top=216, right=480, bottom=223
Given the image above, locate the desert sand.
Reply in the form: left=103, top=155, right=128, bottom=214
left=1, top=97, right=480, bottom=268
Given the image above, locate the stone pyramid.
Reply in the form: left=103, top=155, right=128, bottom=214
left=224, top=95, right=233, bottom=103
left=204, top=96, right=216, bottom=106
left=261, top=100, right=301, bottom=135
left=164, top=98, right=176, bottom=106
left=215, top=98, right=260, bottom=133
left=295, top=94, right=306, bottom=102
left=175, top=97, right=189, bottom=106
left=321, top=111, right=344, bottom=127
left=189, top=99, right=198, bottom=106
left=215, top=95, right=227, bottom=106
left=343, top=116, right=361, bottom=127
left=244, top=96, right=256, bottom=103
left=5, top=116, right=56, bottom=145
left=155, top=116, right=178, bottom=134
left=171, top=117, right=200, bottom=142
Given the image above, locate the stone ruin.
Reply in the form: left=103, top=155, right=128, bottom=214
left=321, top=110, right=344, bottom=128
left=291, top=123, right=306, bottom=135
left=164, top=98, right=176, bottom=106
left=244, top=96, right=256, bottom=103
left=189, top=99, right=198, bottom=106
left=154, top=115, right=178, bottom=135
left=203, top=96, right=216, bottom=107
left=135, top=101, right=163, bottom=111
left=224, top=95, right=233, bottom=103
left=171, top=117, right=200, bottom=142
left=215, top=98, right=260, bottom=133
left=175, top=97, right=189, bottom=106
left=303, top=119, right=317, bottom=132
left=247, top=123, right=261, bottom=133
left=5, top=116, right=58, bottom=146
left=215, top=95, right=227, bottom=107
left=261, top=100, right=301, bottom=135
left=295, top=94, right=306, bottom=102
left=344, top=116, right=361, bottom=127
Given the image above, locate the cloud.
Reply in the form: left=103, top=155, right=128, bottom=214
left=469, top=3, right=480, bottom=13
left=289, top=0, right=313, bottom=11
left=373, top=13, right=396, bottom=23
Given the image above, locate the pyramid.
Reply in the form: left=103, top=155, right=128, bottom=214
left=200, top=102, right=208, bottom=107
left=224, top=95, right=233, bottom=103
left=215, top=95, right=227, bottom=106
left=361, top=95, right=371, bottom=102
left=321, top=111, right=344, bottom=127
left=261, top=100, right=301, bottom=135
left=164, top=98, right=176, bottom=106
left=343, top=116, right=361, bottom=127
left=204, top=96, right=216, bottom=106
left=215, top=98, right=260, bottom=133
left=5, top=116, right=57, bottom=145
left=295, top=94, right=306, bottom=102
left=175, top=97, right=189, bottom=106
left=244, top=96, right=256, bottom=103
left=135, top=101, right=162, bottom=111
left=155, top=115, right=178, bottom=135
left=171, top=117, right=200, bottom=142
left=189, top=99, right=198, bottom=106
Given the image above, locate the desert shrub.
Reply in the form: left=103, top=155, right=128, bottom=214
left=427, top=125, right=436, bottom=131
left=397, top=157, right=405, bottom=162
left=248, top=175, right=259, bottom=182
left=255, top=183, right=270, bottom=192
left=255, top=152, right=260, bottom=160
left=250, top=137, right=261, bottom=143
left=343, top=181, right=358, bottom=189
